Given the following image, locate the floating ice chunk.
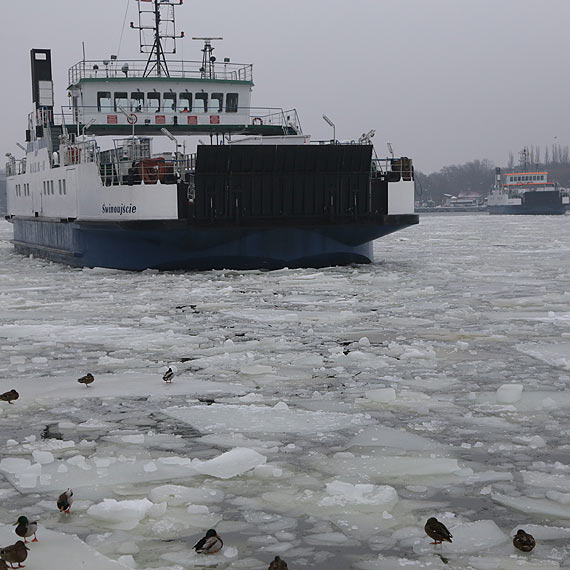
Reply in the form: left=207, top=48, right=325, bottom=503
left=0, top=458, right=31, bottom=473
left=149, top=484, right=224, bottom=506
left=348, top=425, right=442, bottom=451
left=254, top=464, right=283, bottom=478
left=514, top=435, right=546, bottom=449
left=5, top=439, right=18, bottom=447
left=497, top=384, right=523, bottom=404
left=522, top=471, right=570, bottom=492
left=493, top=493, right=570, bottom=519
left=293, top=354, right=324, bottom=367
left=469, top=555, right=560, bottom=570
left=509, top=524, right=570, bottom=540
left=0, top=523, right=132, bottom=569
left=32, top=450, right=55, bottom=464
left=240, top=364, right=273, bottom=375
left=365, top=388, right=396, bottom=403
left=193, top=447, right=266, bottom=479
left=187, top=505, right=209, bottom=514
left=117, top=555, right=136, bottom=568
left=315, top=453, right=460, bottom=480
left=320, top=481, right=398, bottom=509
left=305, top=532, right=348, bottom=545
left=87, top=498, right=154, bottom=530
left=359, top=337, right=371, bottom=347
left=273, top=401, right=289, bottom=410
left=414, top=520, right=508, bottom=555
left=164, top=404, right=371, bottom=435
left=121, top=435, right=145, bottom=444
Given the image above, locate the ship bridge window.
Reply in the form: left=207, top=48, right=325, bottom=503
left=147, top=92, right=161, bottom=113
left=178, top=92, right=192, bottom=112
left=114, top=92, right=129, bottom=113
left=164, top=92, right=176, bottom=112
left=211, top=93, right=224, bottom=113
left=226, top=93, right=238, bottom=113
left=97, top=91, right=112, bottom=112
left=195, top=92, right=208, bottom=113
left=131, top=92, right=144, bottom=112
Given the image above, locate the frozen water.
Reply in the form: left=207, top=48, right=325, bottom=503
left=2, top=214, right=570, bottom=569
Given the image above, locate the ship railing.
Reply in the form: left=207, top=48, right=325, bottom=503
left=5, top=157, right=21, bottom=177
left=61, top=139, right=99, bottom=168
left=372, top=157, right=414, bottom=181
left=48, top=106, right=300, bottom=132
left=98, top=150, right=196, bottom=188
left=249, top=108, right=301, bottom=132
left=68, top=60, right=253, bottom=84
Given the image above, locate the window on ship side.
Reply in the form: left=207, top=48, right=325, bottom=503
left=226, top=93, right=239, bottom=113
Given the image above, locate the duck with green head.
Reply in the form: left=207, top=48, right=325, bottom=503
left=193, top=529, right=223, bottom=554
left=13, top=516, right=38, bottom=543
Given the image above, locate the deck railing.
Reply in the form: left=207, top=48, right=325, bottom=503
left=68, top=60, right=253, bottom=85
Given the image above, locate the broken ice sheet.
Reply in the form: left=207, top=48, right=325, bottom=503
left=163, top=402, right=373, bottom=434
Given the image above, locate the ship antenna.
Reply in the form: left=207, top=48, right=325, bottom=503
left=131, top=0, right=184, bottom=77
left=192, top=37, right=223, bottom=79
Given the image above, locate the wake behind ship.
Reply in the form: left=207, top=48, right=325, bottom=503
left=5, top=0, right=418, bottom=271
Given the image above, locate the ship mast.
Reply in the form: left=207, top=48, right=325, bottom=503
left=519, top=147, right=530, bottom=172
left=131, top=0, right=184, bottom=77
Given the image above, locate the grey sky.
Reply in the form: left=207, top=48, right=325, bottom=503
left=2, top=0, right=570, bottom=173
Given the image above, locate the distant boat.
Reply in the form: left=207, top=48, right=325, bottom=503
left=488, top=149, right=568, bottom=215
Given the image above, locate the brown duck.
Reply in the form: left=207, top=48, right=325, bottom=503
left=0, top=540, right=29, bottom=569
left=77, top=373, right=94, bottom=387
left=268, top=555, right=288, bottom=569
left=513, top=529, right=535, bottom=552
left=425, top=517, right=453, bottom=544
left=0, top=390, right=19, bottom=404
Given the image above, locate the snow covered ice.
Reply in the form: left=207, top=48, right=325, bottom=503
left=1, top=214, right=570, bottom=569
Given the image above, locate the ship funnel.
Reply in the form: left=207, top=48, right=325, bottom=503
left=30, top=49, right=54, bottom=111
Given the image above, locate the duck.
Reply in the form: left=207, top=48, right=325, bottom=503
left=0, top=390, right=19, bottom=404
left=162, top=367, right=175, bottom=383
left=13, top=516, right=38, bottom=543
left=424, top=517, right=452, bottom=544
left=513, top=529, right=535, bottom=552
left=57, top=489, right=73, bottom=514
left=193, top=529, right=223, bottom=554
left=77, top=373, right=94, bottom=387
left=0, top=540, right=29, bottom=569
left=268, top=555, right=288, bottom=569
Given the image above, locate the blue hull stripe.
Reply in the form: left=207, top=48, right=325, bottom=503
left=11, top=218, right=412, bottom=270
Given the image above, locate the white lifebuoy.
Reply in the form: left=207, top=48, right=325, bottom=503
left=127, top=113, right=138, bottom=125
left=252, top=117, right=263, bottom=126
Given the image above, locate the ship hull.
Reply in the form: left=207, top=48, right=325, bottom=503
left=488, top=205, right=566, bottom=215
left=10, top=216, right=418, bottom=270
left=488, top=190, right=566, bottom=215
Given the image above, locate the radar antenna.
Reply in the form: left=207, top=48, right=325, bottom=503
left=192, top=37, right=223, bottom=79
left=131, top=0, right=184, bottom=77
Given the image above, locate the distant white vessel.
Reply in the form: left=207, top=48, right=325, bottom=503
left=488, top=149, right=568, bottom=215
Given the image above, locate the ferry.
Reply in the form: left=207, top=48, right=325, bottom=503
left=488, top=149, right=568, bottom=215
left=5, top=0, right=418, bottom=271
